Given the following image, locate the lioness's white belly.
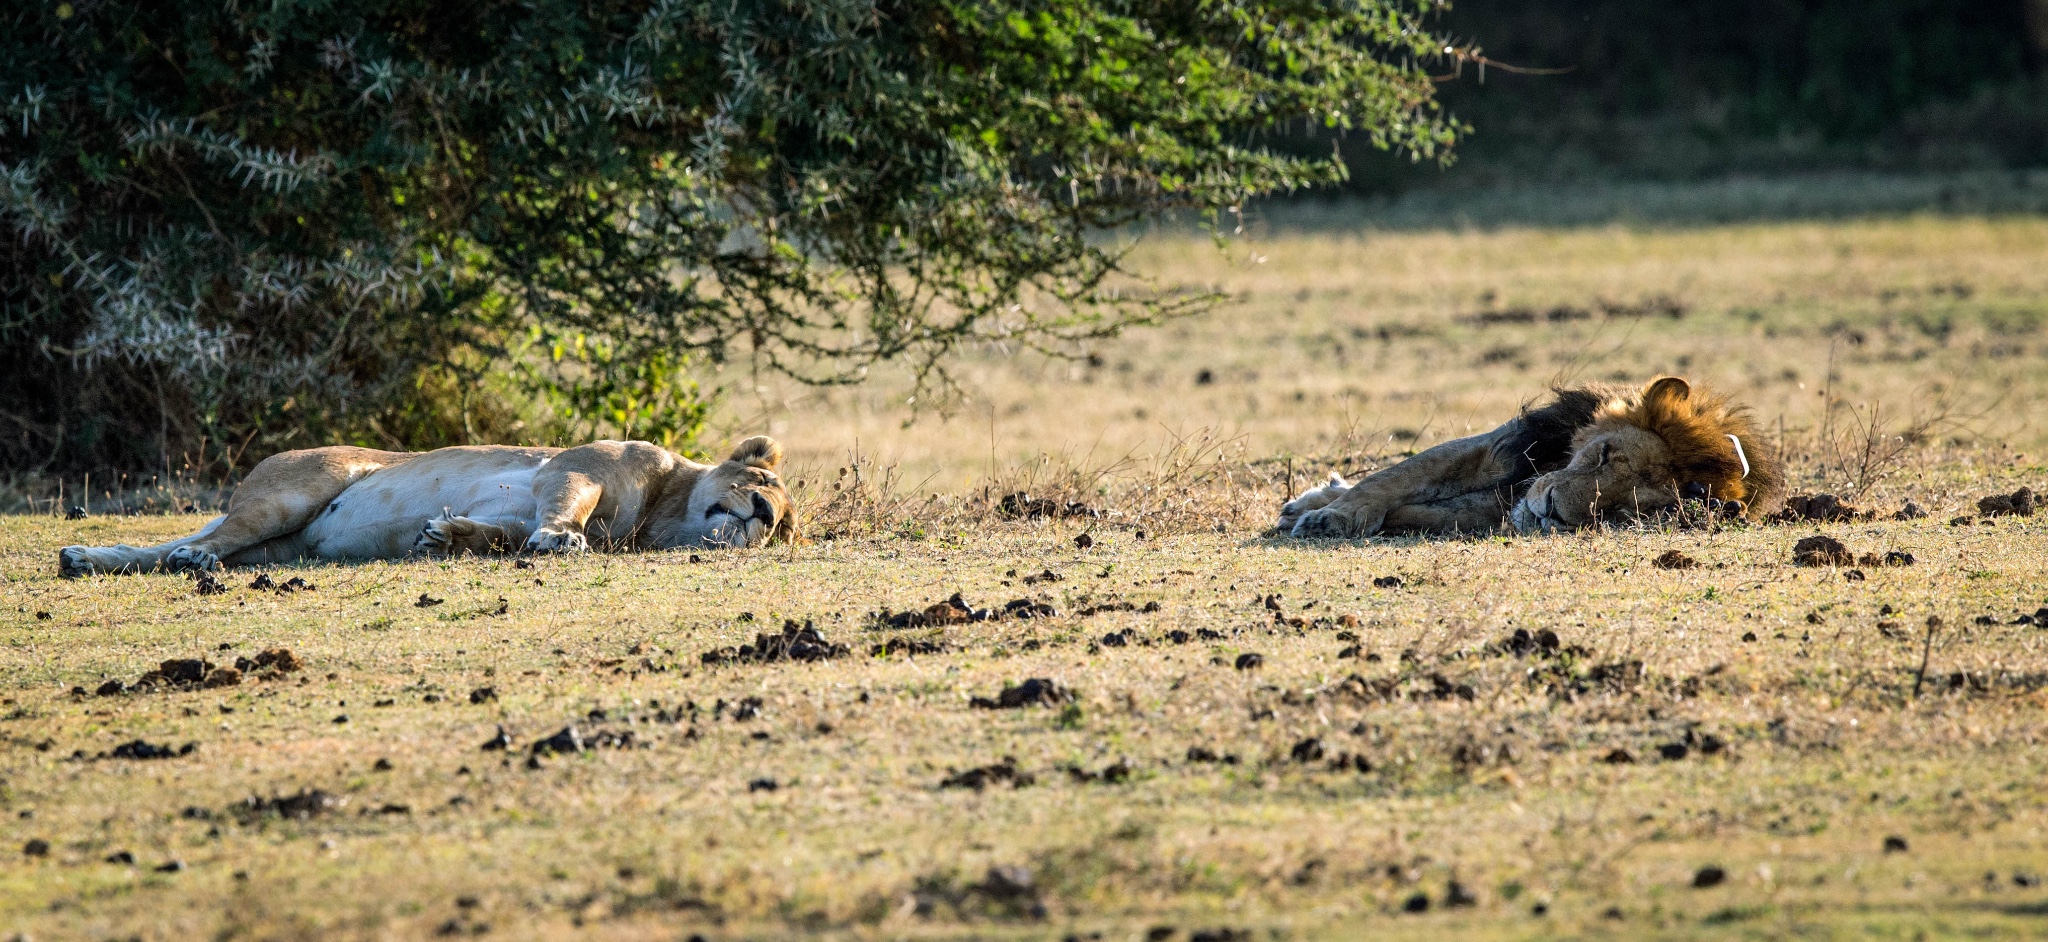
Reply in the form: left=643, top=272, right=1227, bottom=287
left=300, top=448, right=555, bottom=559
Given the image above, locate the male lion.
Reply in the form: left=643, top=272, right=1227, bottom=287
left=1279, top=377, right=1783, bottom=538
left=59, top=436, right=795, bottom=576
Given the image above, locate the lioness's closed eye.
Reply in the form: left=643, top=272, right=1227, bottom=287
left=60, top=436, right=797, bottom=576
left=1282, top=378, right=1783, bottom=539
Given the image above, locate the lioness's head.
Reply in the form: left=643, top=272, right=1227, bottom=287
left=678, top=436, right=796, bottom=548
left=1511, top=377, right=1781, bottom=533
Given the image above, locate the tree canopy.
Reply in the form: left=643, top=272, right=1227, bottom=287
left=2, top=0, right=1458, bottom=473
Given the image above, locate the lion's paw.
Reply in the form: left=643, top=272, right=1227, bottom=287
left=165, top=545, right=220, bottom=572
left=1289, top=507, right=1367, bottom=540
left=58, top=546, right=93, bottom=578
left=525, top=528, right=589, bottom=554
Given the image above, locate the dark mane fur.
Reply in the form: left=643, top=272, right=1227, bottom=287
left=1492, top=384, right=1619, bottom=482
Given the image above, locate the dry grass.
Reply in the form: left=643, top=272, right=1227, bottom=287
left=5, top=210, right=2048, bottom=940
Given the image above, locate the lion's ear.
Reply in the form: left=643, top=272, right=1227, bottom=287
left=728, top=435, right=783, bottom=470
left=1643, top=376, right=1692, bottom=407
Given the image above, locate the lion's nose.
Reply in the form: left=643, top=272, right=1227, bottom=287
left=750, top=492, right=776, bottom=523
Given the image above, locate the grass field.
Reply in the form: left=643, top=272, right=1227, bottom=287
left=5, top=208, right=2048, bottom=940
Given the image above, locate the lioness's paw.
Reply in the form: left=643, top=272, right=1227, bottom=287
left=1290, top=507, right=1367, bottom=540
left=525, top=528, right=589, bottom=554
left=415, top=515, right=476, bottom=555
left=58, top=546, right=92, bottom=578
left=165, top=546, right=220, bottom=572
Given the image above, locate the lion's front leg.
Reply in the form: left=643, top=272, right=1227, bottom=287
left=1288, top=422, right=1524, bottom=539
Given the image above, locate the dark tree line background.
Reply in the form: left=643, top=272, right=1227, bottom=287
left=1328, top=0, right=2048, bottom=192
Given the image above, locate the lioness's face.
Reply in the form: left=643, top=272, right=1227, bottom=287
left=681, top=437, right=794, bottom=548
left=1511, top=425, right=1679, bottom=533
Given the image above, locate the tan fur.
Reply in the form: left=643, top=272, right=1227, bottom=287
left=59, top=437, right=795, bottom=576
left=1283, top=377, right=1782, bottom=538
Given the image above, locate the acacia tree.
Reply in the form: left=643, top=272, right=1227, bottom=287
left=1, top=0, right=1460, bottom=474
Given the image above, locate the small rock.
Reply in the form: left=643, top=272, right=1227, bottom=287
left=1883, top=835, right=1910, bottom=853
left=747, top=778, right=779, bottom=793
left=155, top=859, right=186, bottom=873
left=373, top=758, right=393, bottom=771
left=23, top=838, right=50, bottom=857
left=106, top=850, right=136, bottom=865
left=468, top=686, right=497, bottom=704
left=1601, top=748, right=1636, bottom=765
left=1402, top=892, right=1430, bottom=913
left=1693, top=865, right=1727, bottom=888
left=1074, top=533, right=1094, bottom=550
left=1289, top=737, right=1325, bottom=762
left=1233, top=653, right=1264, bottom=670
left=1657, top=743, right=1689, bottom=761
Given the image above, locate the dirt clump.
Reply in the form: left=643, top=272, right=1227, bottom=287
left=1653, top=550, right=1697, bottom=570
left=970, top=678, right=1075, bottom=709
left=996, top=493, right=1099, bottom=520
left=237, top=789, right=343, bottom=821
left=1771, top=494, right=1871, bottom=523
left=108, top=740, right=195, bottom=760
left=1792, top=535, right=1854, bottom=566
left=701, top=620, right=849, bottom=666
left=1977, top=487, right=2036, bottom=517
left=939, top=756, right=1034, bottom=791
left=871, top=637, right=953, bottom=657
left=234, top=648, right=304, bottom=674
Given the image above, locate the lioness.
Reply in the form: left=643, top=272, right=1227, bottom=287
left=1279, top=377, right=1783, bottom=537
left=59, top=436, right=795, bottom=576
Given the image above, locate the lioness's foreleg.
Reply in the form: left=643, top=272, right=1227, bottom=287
left=1289, top=420, right=1526, bottom=539
left=525, top=470, right=605, bottom=553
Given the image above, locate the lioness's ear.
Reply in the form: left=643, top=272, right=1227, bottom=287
left=728, top=435, right=783, bottom=469
left=1643, top=376, right=1692, bottom=406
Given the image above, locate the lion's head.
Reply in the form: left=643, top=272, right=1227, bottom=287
left=674, top=436, right=797, bottom=548
left=1510, top=377, right=1782, bottom=533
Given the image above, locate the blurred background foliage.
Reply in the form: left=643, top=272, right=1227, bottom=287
left=1315, top=0, right=2048, bottom=193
